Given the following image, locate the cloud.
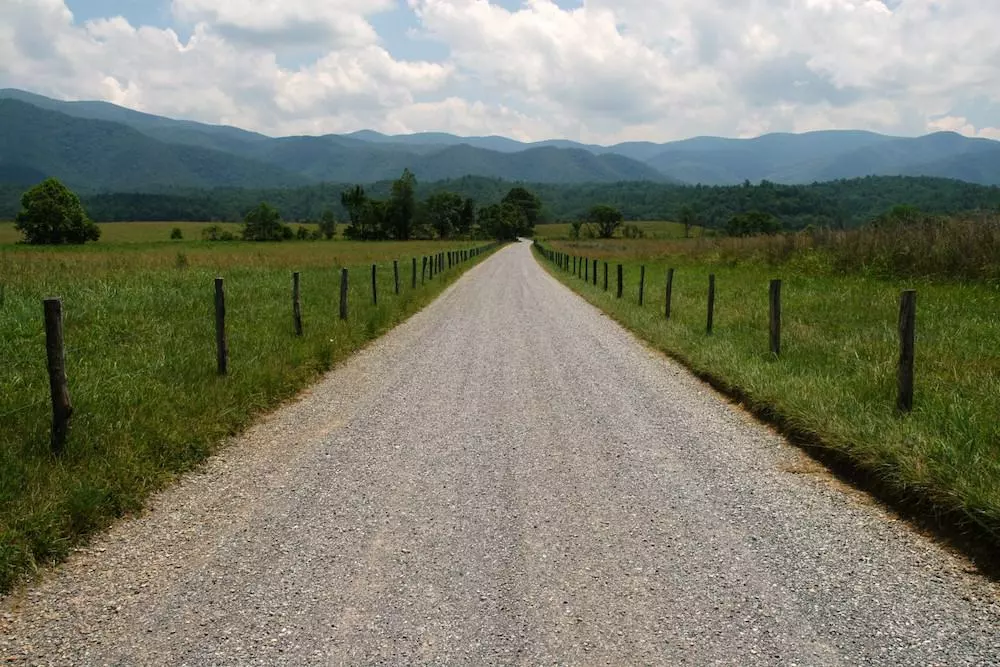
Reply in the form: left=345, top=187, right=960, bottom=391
left=2, top=0, right=1000, bottom=144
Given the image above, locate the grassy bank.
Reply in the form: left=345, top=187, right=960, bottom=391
left=0, top=236, right=496, bottom=593
left=534, top=240, right=1000, bottom=554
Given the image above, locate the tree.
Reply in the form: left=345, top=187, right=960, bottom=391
left=387, top=169, right=418, bottom=240
left=15, top=178, right=100, bottom=245
left=425, top=191, right=464, bottom=239
left=242, top=202, right=288, bottom=241
left=458, top=198, right=476, bottom=237
left=678, top=205, right=697, bottom=238
left=170, top=227, right=183, bottom=240
left=341, top=185, right=368, bottom=238
left=587, top=204, right=624, bottom=238
left=502, top=187, right=542, bottom=237
left=478, top=202, right=522, bottom=241
left=318, top=209, right=337, bottom=240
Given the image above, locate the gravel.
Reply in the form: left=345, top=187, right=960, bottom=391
left=2, top=240, right=998, bottom=665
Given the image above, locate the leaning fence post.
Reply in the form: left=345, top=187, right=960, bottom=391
left=214, top=277, right=228, bottom=376
left=898, top=290, right=917, bottom=413
left=292, top=271, right=303, bottom=336
left=43, top=298, right=72, bottom=454
left=707, top=274, right=716, bottom=335
left=371, top=264, right=378, bottom=305
left=665, top=268, right=674, bottom=319
left=339, top=268, right=349, bottom=320
left=639, top=266, right=646, bottom=306
left=617, top=264, right=623, bottom=299
left=769, top=279, right=782, bottom=357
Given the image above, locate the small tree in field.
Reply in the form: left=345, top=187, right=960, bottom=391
left=678, top=205, right=697, bottom=238
left=242, top=202, right=288, bottom=241
left=15, top=178, right=100, bottom=245
left=588, top=204, right=623, bottom=238
left=318, top=209, right=337, bottom=240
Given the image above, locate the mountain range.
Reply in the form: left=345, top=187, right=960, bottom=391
left=2, top=88, right=1000, bottom=192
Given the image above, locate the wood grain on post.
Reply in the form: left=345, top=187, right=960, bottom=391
left=898, top=290, right=917, bottom=413
left=639, top=266, right=646, bottom=306
left=43, top=298, right=72, bottom=454
left=769, top=279, right=782, bottom=357
left=665, top=268, right=674, bottom=319
left=707, top=274, right=716, bottom=335
left=292, top=272, right=303, bottom=336
left=371, top=264, right=378, bottom=305
left=617, top=264, right=623, bottom=299
left=214, top=277, right=228, bottom=375
left=339, top=268, right=349, bottom=320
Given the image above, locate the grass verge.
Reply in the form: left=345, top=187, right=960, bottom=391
left=534, top=241, right=1000, bottom=566
left=0, top=238, right=497, bottom=593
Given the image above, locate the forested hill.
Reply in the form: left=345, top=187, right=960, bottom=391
left=3, top=175, right=997, bottom=230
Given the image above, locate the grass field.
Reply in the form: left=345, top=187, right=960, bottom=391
left=0, top=228, right=496, bottom=592
left=535, top=240, right=1000, bottom=556
left=533, top=220, right=699, bottom=240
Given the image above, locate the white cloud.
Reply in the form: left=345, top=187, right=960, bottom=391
left=2, top=0, right=1000, bottom=144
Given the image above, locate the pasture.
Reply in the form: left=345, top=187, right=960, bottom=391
left=0, top=225, right=494, bottom=592
left=535, top=238, right=1000, bottom=552
left=533, top=220, right=699, bottom=240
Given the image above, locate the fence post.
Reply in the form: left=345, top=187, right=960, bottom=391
left=339, top=268, right=349, bottom=320
left=371, top=264, right=378, bottom=305
left=412, top=257, right=417, bottom=289
left=665, top=268, right=674, bottom=319
left=769, top=279, right=782, bottom=357
left=422, top=256, right=428, bottom=283
left=592, top=260, right=597, bottom=286
left=214, top=277, right=228, bottom=375
left=617, top=264, right=623, bottom=299
left=393, top=260, right=400, bottom=295
left=292, top=272, right=303, bottom=336
left=43, top=298, right=72, bottom=454
left=585, top=258, right=589, bottom=282
left=639, top=266, right=646, bottom=306
left=707, top=274, right=716, bottom=335
left=604, top=262, right=608, bottom=291
left=573, top=256, right=577, bottom=275
left=898, top=290, right=917, bottom=413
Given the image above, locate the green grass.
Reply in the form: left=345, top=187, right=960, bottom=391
left=533, top=220, right=699, bottom=240
left=0, top=232, right=496, bottom=593
left=534, top=241, right=1000, bottom=549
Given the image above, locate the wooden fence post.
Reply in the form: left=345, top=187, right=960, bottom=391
left=43, top=298, right=72, bottom=454
left=292, top=272, right=303, bottom=336
left=585, top=258, right=589, bottom=282
left=573, top=256, right=577, bottom=275
left=412, top=257, right=417, bottom=289
left=769, top=279, right=782, bottom=357
left=639, top=266, right=646, bottom=306
left=593, top=260, right=597, bottom=286
left=898, top=290, right=917, bottom=413
left=665, top=268, right=674, bottom=319
left=707, top=274, right=716, bottom=335
left=617, top=264, right=623, bottom=299
left=214, top=277, right=228, bottom=375
left=371, top=264, right=378, bottom=305
left=393, top=260, right=400, bottom=295
left=422, top=256, right=428, bottom=283
left=339, top=268, right=349, bottom=320
left=604, top=262, right=608, bottom=291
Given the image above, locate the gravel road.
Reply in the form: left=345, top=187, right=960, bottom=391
left=3, top=241, right=999, bottom=665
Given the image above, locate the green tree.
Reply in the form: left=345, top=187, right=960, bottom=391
left=170, top=227, right=183, bottom=240
left=15, top=178, right=100, bottom=245
left=318, top=209, right=337, bottom=240
left=478, top=202, right=522, bottom=241
left=502, top=187, right=542, bottom=237
left=678, top=205, right=697, bottom=238
left=341, top=186, right=368, bottom=238
left=387, top=169, right=418, bottom=240
left=425, top=191, right=464, bottom=239
left=242, top=202, right=287, bottom=241
left=458, top=198, right=476, bottom=237
left=587, top=204, right=624, bottom=238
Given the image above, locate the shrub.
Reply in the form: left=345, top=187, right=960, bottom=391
left=170, top=227, right=183, bottom=240
left=15, top=178, right=101, bottom=245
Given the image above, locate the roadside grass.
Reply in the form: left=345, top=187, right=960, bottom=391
left=0, top=237, right=495, bottom=593
left=534, top=220, right=699, bottom=240
left=534, top=240, right=1000, bottom=552
left=0, top=221, right=337, bottom=245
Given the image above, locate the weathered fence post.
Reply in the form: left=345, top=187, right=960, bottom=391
left=617, top=264, right=623, bottom=299
left=43, top=298, right=72, bottom=454
left=422, top=256, right=428, bottom=283
left=639, top=266, right=646, bottom=306
left=769, top=279, right=782, bottom=357
left=604, top=262, right=608, bottom=291
left=393, top=260, right=400, bottom=295
left=573, top=256, right=577, bottom=275
left=292, top=272, right=303, bottom=336
left=665, top=268, right=674, bottom=319
left=214, top=277, right=228, bottom=376
left=371, top=264, right=378, bottom=305
left=707, top=274, right=716, bottom=335
left=898, top=290, right=917, bottom=413
left=593, top=260, right=597, bottom=286
left=339, top=268, right=349, bottom=320
left=585, top=257, right=589, bottom=282
left=412, top=257, right=417, bottom=289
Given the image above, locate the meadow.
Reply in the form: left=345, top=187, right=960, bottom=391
left=0, top=223, right=495, bottom=592
left=534, top=220, right=699, bottom=240
left=535, top=228, right=1000, bottom=557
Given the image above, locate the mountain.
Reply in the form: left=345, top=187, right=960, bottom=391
left=0, top=99, right=309, bottom=191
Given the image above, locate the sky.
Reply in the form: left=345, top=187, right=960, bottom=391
left=1, top=0, right=999, bottom=144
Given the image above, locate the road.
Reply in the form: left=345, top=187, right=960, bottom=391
left=2, top=241, right=998, bottom=665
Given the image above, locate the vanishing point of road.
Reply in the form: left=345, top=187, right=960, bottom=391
left=2, top=241, right=998, bottom=665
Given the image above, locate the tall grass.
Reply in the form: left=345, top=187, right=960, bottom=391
left=0, top=238, right=495, bottom=593
left=535, top=238, right=1000, bottom=555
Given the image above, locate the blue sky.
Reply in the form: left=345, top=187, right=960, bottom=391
left=3, top=1, right=999, bottom=143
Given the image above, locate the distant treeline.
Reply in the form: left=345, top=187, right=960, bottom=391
left=3, top=175, right=999, bottom=229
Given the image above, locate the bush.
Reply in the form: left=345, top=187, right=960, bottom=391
left=170, top=227, right=183, bottom=240
left=622, top=224, right=645, bottom=239
left=15, top=178, right=101, bottom=245
left=296, top=226, right=310, bottom=240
